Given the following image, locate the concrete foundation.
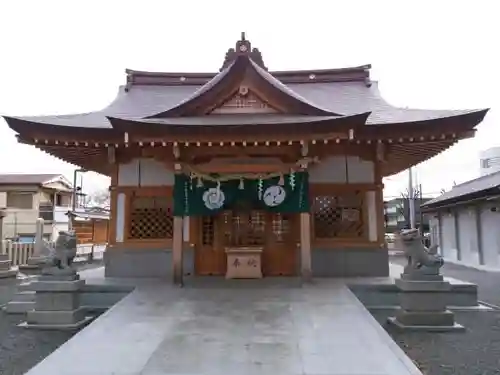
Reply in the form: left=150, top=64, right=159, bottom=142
left=104, top=246, right=389, bottom=278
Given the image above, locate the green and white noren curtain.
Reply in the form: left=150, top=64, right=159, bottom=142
left=173, top=172, right=309, bottom=217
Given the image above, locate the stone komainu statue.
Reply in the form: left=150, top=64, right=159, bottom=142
left=41, top=230, right=77, bottom=275
left=397, top=228, right=444, bottom=276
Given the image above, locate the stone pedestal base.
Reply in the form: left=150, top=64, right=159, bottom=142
left=0, top=254, right=17, bottom=278
left=388, top=277, right=464, bottom=332
left=21, top=277, right=92, bottom=330
left=22, top=308, right=93, bottom=330
left=18, top=256, right=47, bottom=273
left=388, top=315, right=465, bottom=332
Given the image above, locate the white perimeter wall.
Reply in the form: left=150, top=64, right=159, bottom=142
left=434, top=203, right=500, bottom=270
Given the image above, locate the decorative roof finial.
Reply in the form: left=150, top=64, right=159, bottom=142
left=219, top=33, right=268, bottom=71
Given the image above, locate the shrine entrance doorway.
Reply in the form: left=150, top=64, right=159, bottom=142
left=194, top=210, right=298, bottom=276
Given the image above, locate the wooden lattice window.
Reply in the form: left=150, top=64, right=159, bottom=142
left=222, top=211, right=266, bottom=246
left=271, top=213, right=291, bottom=243
left=128, top=195, right=173, bottom=240
left=201, top=216, right=215, bottom=246
left=312, top=191, right=365, bottom=239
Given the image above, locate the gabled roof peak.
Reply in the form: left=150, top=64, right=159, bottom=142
left=220, top=32, right=267, bottom=71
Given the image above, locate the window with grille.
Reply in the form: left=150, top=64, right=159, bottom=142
left=127, top=195, right=173, bottom=240
left=312, top=191, right=365, bottom=239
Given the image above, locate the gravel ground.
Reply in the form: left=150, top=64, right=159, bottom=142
left=380, top=255, right=500, bottom=375
left=371, top=309, right=500, bottom=375
left=0, top=260, right=103, bottom=375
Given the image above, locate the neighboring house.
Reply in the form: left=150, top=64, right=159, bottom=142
left=0, top=174, right=73, bottom=242
left=384, top=197, right=433, bottom=233
left=479, top=146, right=500, bottom=177
left=422, top=171, right=500, bottom=270
left=69, top=208, right=110, bottom=245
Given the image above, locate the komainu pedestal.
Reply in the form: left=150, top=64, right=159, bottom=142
left=388, top=228, right=464, bottom=332
left=20, top=231, right=92, bottom=330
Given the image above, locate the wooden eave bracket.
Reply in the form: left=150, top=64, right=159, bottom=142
left=107, top=145, right=116, bottom=164
left=376, top=142, right=386, bottom=162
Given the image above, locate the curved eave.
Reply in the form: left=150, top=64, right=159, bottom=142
left=364, top=109, right=489, bottom=134
left=382, top=138, right=462, bottom=177
left=373, top=110, right=488, bottom=177
left=107, top=113, right=370, bottom=140
left=2, top=116, right=121, bottom=141
left=147, top=55, right=342, bottom=118
left=19, top=140, right=112, bottom=176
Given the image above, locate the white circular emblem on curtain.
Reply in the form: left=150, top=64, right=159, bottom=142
left=263, top=185, right=286, bottom=207
left=203, top=188, right=225, bottom=210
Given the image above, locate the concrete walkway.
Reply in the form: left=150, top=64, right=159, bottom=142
left=25, top=273, right=422, bottom=375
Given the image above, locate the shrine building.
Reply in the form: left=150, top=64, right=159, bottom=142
left=2, top=34, right=488, bottom=283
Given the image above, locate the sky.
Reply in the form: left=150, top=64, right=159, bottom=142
left=0, top=0, right=498, bottom=198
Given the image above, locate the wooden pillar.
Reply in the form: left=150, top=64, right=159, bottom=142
left=172, top=216, right=184, bottom=286
left=300, top=212, right=312, bottom=281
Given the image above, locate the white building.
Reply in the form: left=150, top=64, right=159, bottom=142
left=479, top=147, right=500, bottom=176
left=423, top=172, right=500, bottom=270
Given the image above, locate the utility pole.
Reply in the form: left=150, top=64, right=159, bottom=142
left=408, top=167, right=416, bottom=229
left=70, top=168, right=87, bottom=231
left=419, top=183, right=424, bottom=234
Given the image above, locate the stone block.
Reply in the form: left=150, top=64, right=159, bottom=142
left=27, top=256, right=47, bottom=266
left=400, top=292, right=448, bottom=311
left=0, top=269, right=17, bottom=278
left=3, top=301, right=35, bottom=314
left=18, top=282, right=35, bottom=292
left=387, top=316, right=465, bottom=332
left=38, top=273, right=80, bottom=282
left=400, top=272, right=444, bottom=282
left=31, top=279, right=85, bottom=292
left=395, top=279, right=451, bottom=292
left=16, top=291, right=36, bottom=302
left=27, top=307, right=86, bottom=325
left=395, top=309, right=456, bottom=326
left=18, top=264, right=43, bottom=271
left=35, top=292, right=81, bottom=311
left=0, top=258, right=11, bottom=268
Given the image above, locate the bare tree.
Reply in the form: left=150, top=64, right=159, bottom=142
left=82, top=189, right=110, bottom=210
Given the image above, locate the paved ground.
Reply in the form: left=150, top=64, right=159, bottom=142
left=24, top=278, right=421, bottom=375
left=4, top=256, right=500, bottom=375
left=0, top=260, right=103, bottom=375
left=379, top=255, right=500, bottom=375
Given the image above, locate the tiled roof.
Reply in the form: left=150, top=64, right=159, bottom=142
left=0, top=173, right=61, bottom=185
left=423, top=171, right=500, bottom=208
left=3, top=80, right=480, bottom=129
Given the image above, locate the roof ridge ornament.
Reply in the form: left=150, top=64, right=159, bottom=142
left=220, top=32, right=267, bottom=72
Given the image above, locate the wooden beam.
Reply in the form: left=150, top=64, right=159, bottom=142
left=172, top=216, right=184, bottom=286
left=300, top=212, right=312, bottom=281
